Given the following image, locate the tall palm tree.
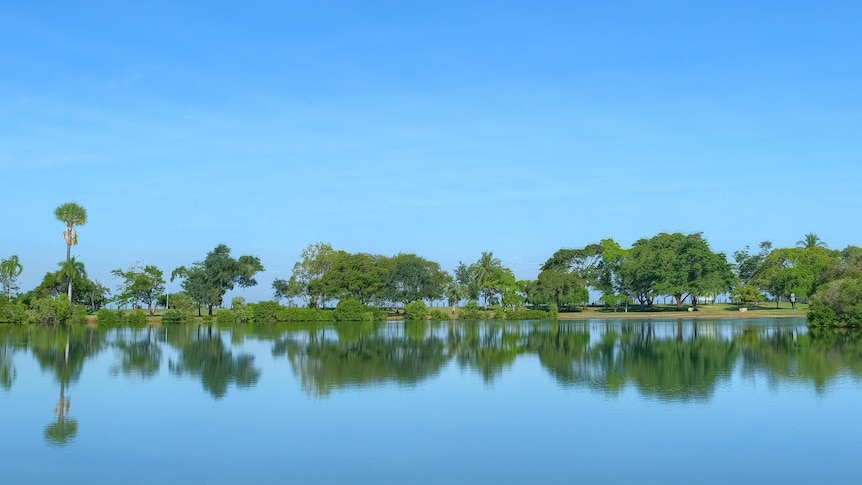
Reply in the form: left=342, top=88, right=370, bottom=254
left=58, top=257, right=86, bottom=302
left=797, top=233, right=827, bottom=250
left=54, top=202, right=87, bottom=262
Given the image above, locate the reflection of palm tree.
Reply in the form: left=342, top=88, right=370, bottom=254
left=45, top=379, right=77, bottom=446
left=57, top=257, right=86, bottom=302
left=30, top=326, right=105, bottom=447
left=797, top=233, right=827, bottom=249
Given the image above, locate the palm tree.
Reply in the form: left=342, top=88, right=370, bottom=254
left=797, top=233, right=827, bottom=250
left=58, top=257, right=86, bottom=302
left=54, top=202, right=87, bottom=262
left=0, top=255, right=24, bottom=298
left=473, top=251, right=502, bottom=306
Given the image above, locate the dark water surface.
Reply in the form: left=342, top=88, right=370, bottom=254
left=2, top=318, right=860, bottom=484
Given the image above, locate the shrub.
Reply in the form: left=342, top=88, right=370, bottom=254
left=429, top=308, right=450, bottom=321
left=0, top=297, right=27, bottom=324
left=404, top=301, right=428, bottom=321
left=216, top=308, right=235, bottom=324
left=253, top=301, right=282, bottom=324
left=493, top=307, right=505, bottom=320
left=97, top=308, right=122, bottom=326
left=126, top=309, right=148, bottom=327
left=505, top=309, right=550, bottom=320
left=459, top=300, right=485, bottom=320
left=27, top=297, right=86, bottom=325
left=333, top=299, right=385, bottom=322
left=548, top=303, right=559, bottom=320
left=808, top=277, right=862, bottom=327
left=161, top=309, right=185, bottom=324
left=202, top=314, right=213, bottom=324
left=277, top=307, right=331, bottom=322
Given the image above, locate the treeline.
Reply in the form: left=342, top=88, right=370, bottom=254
left=1, top=202, right=861, bottom=326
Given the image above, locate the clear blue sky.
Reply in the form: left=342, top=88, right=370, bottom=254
left=2, top=1, right=860, bottom=302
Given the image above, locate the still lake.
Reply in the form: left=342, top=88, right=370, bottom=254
left=1, top=318, right=860, bottom=484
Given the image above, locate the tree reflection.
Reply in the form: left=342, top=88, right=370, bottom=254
left=29, top=326, right=105, bottom=446
left=111, top=327, right=162, bottom=380
left=168, top=326, right=260, bottom=399
left=273, top=322, right=448, bottom=396
left=619, top=322, right=737, bottom=401
left=738, top=326, right=862, bottom=393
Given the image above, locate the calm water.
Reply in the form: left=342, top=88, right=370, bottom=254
left=2, top=318, right=861, bottom=484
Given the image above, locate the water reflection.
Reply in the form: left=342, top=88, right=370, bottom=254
left=272, top=322, right=448, bottom=396
left=167, top=326, right=261, bottom=399
left=4, top=319, right=862, bottom=408
left=111, top=327, right=162, bottom=380
left=28, top=326, right=105, bottom=446
left=261, top=319, right=862, bottom=399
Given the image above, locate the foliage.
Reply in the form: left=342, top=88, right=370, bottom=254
left=276, top=306, right=332, bottom=322
left=756, top=246, right=838, bottom=306
left=216, top=308, right=235, bottom=324
left=27, top=297, right=86, bottom=325
left=386, top=253, right=450, bottom=305
left=172, top=244, right=264, bottom=315
left=57, top=257, right=86, bottom=303
left=0, top=296, right=27, bottom=324
left=332, top=298, right=385, bottom=322
left=620, top=233, right=733, bottom=309
left=27, top=267, right=108, bottom=311
left=404, top=300, right=429, bottom=320
left=808, top=278, right=862, bottom=327
left=548, top=303, right=559, bottom=320
left=96, top=308, right=123, bottom=326
left=730, top=284, right=764, bottom=306
left=54, top=202, right=87, bottom=261
left=285, top=242, right=336, bottom=307
left=0, top=255, right=24, bottom=298
left=251, top=300, right=282, bottom=324
left=733, top=241, right=772, bottom=286
left=458, top=300, right=486, bottom=320
left=599, top=293, right=632, bottom=312
left=429, top=308, right=450, bottom=321
left=493, top=307, right=505, bottom=319
left=111, top=264, right=165, bottom=317
left=166, top=292, right=197, bottom=321
left=504, top=308, right=550, bottom=320
left=314, top=251, right=391, bottom=305
left=161, top=309, right=186, bottom=324
left=535, top=269, right=589, bottom=309
left=125, top=309, right=148, bottom=327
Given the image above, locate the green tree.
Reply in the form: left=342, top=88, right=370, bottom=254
left=57, top=257, right=86, bottom=303
left=471, top=251, right=502, bottom=306
left=808, top=277, right=862, bottom=327
left=386, top=253, right=450, bottom=306
left=797, top=233, right=827, bottom=250
left=287, top=242, right=336, bottom=307
left=172, top=244, right=264, bottom=316
left=111, top=264, right=166, bottom=317
left=621, top=233, right=733, bottom=310
left=0, top=255, right=24, bottom=298
left=536, top=268, right=589, bottom=309
left=733, top=241, right=772, bottom=286
left=757, top=246, right=838, bottom=308
left=272, top=276, right=304, bottom=305
left=314, top=251, right=390, bottom=305
left=54, top=202, right=87, bottom=262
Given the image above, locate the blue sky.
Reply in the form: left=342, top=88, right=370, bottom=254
left=2, top=1, right=860, bottom=302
